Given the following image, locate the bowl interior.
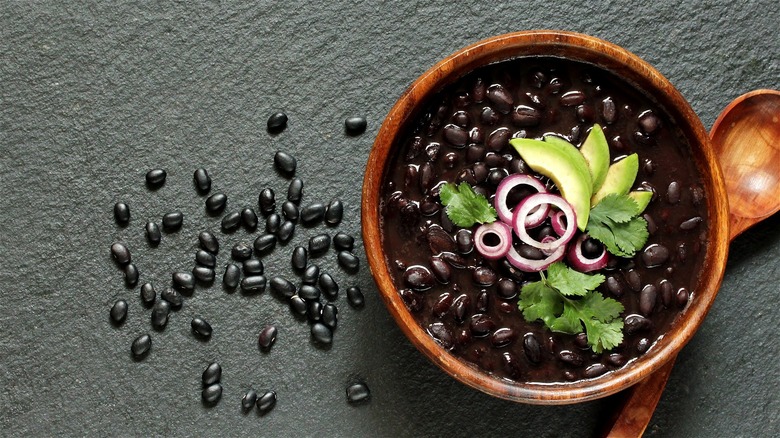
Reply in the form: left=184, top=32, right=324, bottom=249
left=362, top=30, right=729, bottom=404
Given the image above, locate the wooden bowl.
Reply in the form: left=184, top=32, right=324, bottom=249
left=361, top=30, right=729, bottom=404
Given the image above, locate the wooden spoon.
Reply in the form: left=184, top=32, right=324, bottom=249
left=603, top=89, right=780, bottom=437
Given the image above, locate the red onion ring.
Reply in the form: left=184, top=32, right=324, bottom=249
left=506, top=241, right=566, bottom=272
left=567, top=234, right=609, bottom=272
left=494, top=174, right=548, bottom=226
left=550, top=210, right=567, bottom=236
left=474, top=221, right=513, bottom=260
left=513, top=193, right=577, bottom=252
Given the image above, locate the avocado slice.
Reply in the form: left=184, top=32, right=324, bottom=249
left=579, top=124, right=610, bottom=193
left=628, top=190, right=653, bottom=213
left=591, top=153, right=639, bottom=206
left=510, top=137, right=593, bottom=231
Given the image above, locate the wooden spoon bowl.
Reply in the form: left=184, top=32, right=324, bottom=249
left=361, top=31, right=729, bottom=404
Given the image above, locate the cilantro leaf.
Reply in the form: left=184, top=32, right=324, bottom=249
left=439, top=182, right=497, bottom=227
left=518, top=280, right=561, bottom=327
left=546, top=262, right=606, bottom=297
left=586, top=193, right=649, bottom=258
left=548, top=304, right=582, bottom=333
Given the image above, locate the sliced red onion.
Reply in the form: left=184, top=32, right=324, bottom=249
left=494, top=174, right=548, bottom=225
left=474, top=221, right=513, bottom=260
left=506, top=241, right=566, bottom=272
left=513, top=193, right=577, bottom=252
left=567, top=234, right=609, bottom=272
left=550, top=210, right=567, bottom=236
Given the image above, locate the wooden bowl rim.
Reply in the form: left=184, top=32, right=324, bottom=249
left=361, top=30, right=729, bottom=404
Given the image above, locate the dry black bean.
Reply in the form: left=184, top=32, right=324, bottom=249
left=254, top=234, right=277, bottom=254
left=145, top=222, right=161, bottom=245
left=206, top=193, right=227, bottom=214
left=195, top=250, right=216, bottom=268
left=192, top=266, right=215, bottom=283
left=241, top=208, right=258, bottom=231
left=558, top=350, right=584, bottom=367
left=324, top=199, right=343, bottom=226
left=199, top=231, right=219, bottom=254
left=642, top=244, right=669, bottom=268
left=191, top=317, right=212, bottom=338
left=258, top=188, right=276, bottom=215
left=172, top=272, right=195, bottom=291
left=302, top=264, right=320, bottom=285
left=345, top=116, right=367, bottom=135
left=291, top=246, right=307, bottom=271
left=282, top=201, right=299, bottom=222
left=193, top=168, right=211, bottom=193
left=123, top=263, right=139, bottom=288
left=274, top=151, right=297, bottom=175
left=306, top=301, right=322, bottom=323
left=472, top=266, right=497, bottom=286
left=430, top=256, right=452, bottom=283
left=265, top=213, right=282, bottom=234
left=223, top=264, right=241, bottom=289
left=242, top=389, right=257, bottom=412
left=491, top=328, right=516, bottom=347
left=231, top=242, right=253, bottom=261
left=267, top=112, right=287, bottom=132
left=114, top=202, right=130, bottom=225
left=151, top=300, right=170, bottom=330
left=111, top=242, right=131, bottom=265
left=318, top=273, right=339, bottom=299
left=202, top=362, right=221, bottom=385
left=347, top=286, right=364, bottom=308
left=298, top=284, right=321, bottom=301
left=270, top=277, right=296, bottom=299
left=338, top=251, right=360, bottom=273
left=333, top=232, right=354, bottom=252
left=221, top=211, right=241, bottom=232
left=258, top=325, right=277, bottom=350
left=161, top=287, right=183, bottom=309
left=256, top=390, right=277, bottom=414
left=346, top=382, right=370, bottom=403
left=322, top=303, right=338, bottom=329
left=523, top=333, right=542, bottom=363
left=403, top=265, right=434, bottom=291
left=202, top=383, right=222, bottom=405
left=241, top=275, right=267, bottom=294
left=287, top=178, right=303, bottom=203
left=301, top=203, right=326, bottom=224
left=311, top=322, right=333, bottom=344
left=242, top=259, right=264, bottom=276
left=110, top=299, right=128, bottom=324
left=277, top=221, right=295, bottom=243
left=428, top=322, right=454, bottom=349
left=624, top=314, right=652, bottom=335
left=131, top=334, right=151, bottom=358
left=145, top=169, right=166, bottom=187
left=290, top=295, right=308, bottom=315
left=140, top=283, right=156, bottom=307
left=308, top=234, right=331, bottom=256
left=162, top=212, right=183, bottom=231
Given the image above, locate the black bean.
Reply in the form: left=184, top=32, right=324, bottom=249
left=479, top=106, right=499, bottom=126
left=429, top=256, right=451, bottom=283
left=275, top=151, right=298, bottom=175
left=637, top=338, right=650, bottom=354
left=333, top=232, right=354, bottom=252
left=472, top=266, right=497, bottom=286
left=265, top=213, right=282, bottom=234
left=230, top=242, right=252, bottom=262
left=680, top=216, right=703, bottom=230
left=419, top=162, right=436, bottom=192
left=193, top=168, right=211, bottom=193
left=403, top=265, right=434, bottom=291
left=308, top=234, right=331, bottom=256
left=270, top=277, right=296, bottom=299
left=443, top=124, right=468, bottom=147
left=624, top=314, right=653, bottom=335
left=256, top=390, right=277, bottom=414
left=321, top=303, right=338, bottom=329
left=161, top=287, right=183, bottom=309
left=486, top=127, right=511, bottom=152
left=487, top=168, right=508, bottom=186
left=426, top=142, right=442, bottom=160
left=258, top=325, right=277, bottom=350
left=428, top=322, right=454, bottom=349
left=426, top=226, right=457, bottom=253
left=346, top=382, right=370, bottom=403
left=282, top=201, right=299, bottom=222
left=258, top=188, right=276, bottom=215
left=315, top=273, right=337, bottom=300
left=267, top=112, right=287, bottom=132
left=486, top=84, right=513, bottom=113
left=432, top=293, right=454, bottom=317
left=584, top=363, right=608, bottom=379
left=291, top=246, right=307, bottom=271
left=560, top=90, right=585, bottom=106
left=241, top=208, right=258, bottom=231
left=114, top=202, right=130, bottom=225
left=172, top=272, right=195, bottom=291
left=441, top=252, right=467, bottom=269
left=110, top=299, right=128, bottom=324
left=638, top=110, right=660, bottom=134
left=574, top=332, right=589, bottom=349
left=676, top=287, right=689, bottom=307
left=324, top=199, right=343, bottom=226
left=625, top=269, right=641, bottom=291
left=242, top=259, right=263, bottom=276
left=347, top=286, right=364, bottom=308
left=491, top=328, right=516, bottom=347
left=642, top=244, right=669, bottom=268
left=495, top=278, right=517, bottom=300
left=145, top=222, right=161, bottom=245
left=287, top=178, right=303, bottom=203
left=123, top=263, right=139, bottom=288
left=206, top=193, right=228, bottom=214
left=301, top=265, right=320, bottom=286
left=455, top=229, right=473, bottom=254
left=300, top=203, right=326, bottom=225
left=202, top=383, right=222, bottom=405
left=581, top=238, right=603, bottom=259
left=131, top=334, right=151, bottom=358
left=311, top=322, right=333, bottom=344
left=192, top=266, right=215, bottom=283
left=558, top=350, right=584, bottom=367
left=223, top=264, right=241, bottom=289
left=607, top=353, right=626, bottom=367
left=191, top=317, right=212, bottom=338
left=221, top=211, right=241, bottom=232
left=145, top=169, right=166, bottom=188
left=644, top=213, right=657, bottom=235
left=140, top=283, right=156, bottom=306
left=345, top=116, right=367, bottom=135
left=306, top=300, right=323, bottom=323
left=511, top=105, right=541, bottom=127
left=254, top=234, right=277, bottom=254
left=192, top=250, right=215, bottom=269
left=242, top=389, right=257, bottom=412
left=523, top=334, right=542, bottom=363
left=298, top=284, right=321, bottom=301
left=602, top=97, right=617, bottom=124
left=667, top=181, right=681, bottom=204
left=605, top=275, right=625, bottom=298
left=501, top=352, right=523, bottom=380
left=162, top=212, right=183, bottom=232
left=516, top=244, right=545, bottom=260
left=199, top=231, right=219, bottom=254
left=241, top=275, right=267, bottom=294
left=338, top=251, right=360, bottom=273
left=659, top=280, right=674, bottom=307
left=151, top=300, right=170, bottom=330
left=277, top=220, right=295, bottom=243
left=469, top=314, right=496, bottom=337
left=290, top=295, right=308, bottom=315
left=111, top=242, right=131, bottom=265
left=202, top=362, right=222, bottom=385
left=401, top=289, right=424, bottom=313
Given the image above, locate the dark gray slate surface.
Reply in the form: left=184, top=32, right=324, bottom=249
left=1, top=1, right=778, bottom=436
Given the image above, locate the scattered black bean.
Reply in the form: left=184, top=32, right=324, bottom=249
left=223, top=264, right=241, bottom=289
left=298, top=284, right=321, bottom=301
left=241, top=275, right=267, bottom=294
left=124, top=263, right=139, bottom=288
left=199, top=231, right=219, bottom=254
left=151, top=300, right=170, bottom=330
left=242, top=389, right=257, bottom=412
left=191, top=317, right=212, bottom=338
left=258, top=325, right=277, bottom=350
left=114, top=202, right=130, bottom=225
left=162, top=212, right=183, bottom=231
left=333, top=232, right=354, bottom=252
left=274, top=151, right=297, bottom=175
left=110, top=299, right=128, bottom=324
left=300, top=203, right=326, bottom=225
left=346, top=382, right=370, bottom=403
left=302, top=264, right=320, bottom=285
left=145, top=169, right=166, bottom=187
left=290, top=295, right=308, bottom=315
left=311, top=322, right=333, bottom=344
left=277, top=221, right=295, bottom=243
left=131, top=334, right=151, bottom=358
left=308, top=234, right=331, bottom=256
left=322, top=303, right=338, bottom=329
left=193, top=168, right=211, bottom=193
left=282, top=201, right=299, bottom=222
left=307, top=300, right=323, bottom=322
left=338, top=251, right=360, bottom=273
left=221, top=211, right=241, bottom=232
left=145, top=222, right=161, bottom=245
left=287, top=178, right=303, bottom=203
left=202, top=383, right=222, bottom=405
left=231, top=242, right=253, bottom=262
left=347, top=286, right=364, bottom=308
left=206, top=193, right=228, bottom=214
left=111, top=242, right=131, bottom=265
left=240, top=260, right=262, bottom=277
left=259, top=188, right=276, bottom=215
left=241, top=207, right=258, bottom=231
left=266, top=213, right=282, bottom=234
left=254, top=234, right=277, bottom=254
left=291, top=246, right=307, bottom=271
left=140, top=283, right=156, bottom=306
left=270, top=277, right=296, bottom=299
left=193, top=251, right=215, bottom=269
left=256, top=390, right=277, bottom=414
left=325, top=199, right=343, bottom=226
left=161, top=287, right=183, bottom=309
left=345, top=116, right=367, bottom=135
left=202, top=362, right=222, bottom=385
left=267, top=112, right=288, bottom=133
left=192, top=266, right=215, bottom=283
left=172, top=272, right=195, bottom=291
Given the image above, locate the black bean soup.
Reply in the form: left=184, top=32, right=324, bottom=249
left=379, top=56, right=708, bottom=383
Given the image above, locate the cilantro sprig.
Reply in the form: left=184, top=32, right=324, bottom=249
left=518, top=262, right=624, bottom=353
left=586, top=193, right=649, bottom=258
left=439, top=182, right=497, bottom=227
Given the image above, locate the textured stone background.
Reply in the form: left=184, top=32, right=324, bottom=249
left=1, top=1, right=778, bottom=436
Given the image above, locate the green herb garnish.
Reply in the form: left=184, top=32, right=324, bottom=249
left=439, top=182, right=497, bottom=227
left=585, top=193, right=649, bottom=258
left=518, top=262, right=624, bottom=353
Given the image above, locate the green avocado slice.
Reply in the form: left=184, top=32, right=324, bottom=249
left=579, top=124, right=610, bottom=193
left=628, top=190, right=653, bottom=213
left=591, top=153, right=639, bottom=206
